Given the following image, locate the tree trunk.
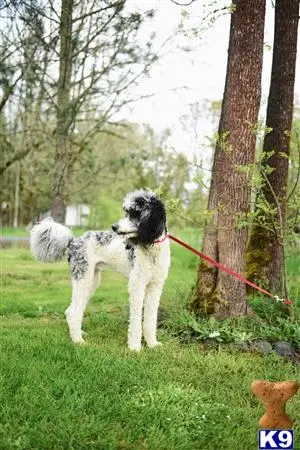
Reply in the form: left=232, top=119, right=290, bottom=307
left=51, top=0, right=73, bottom=223
left=247, top=0, right=299, bottom=295
left=191, top=0, right=266, bottom=319
left=13, top=161, right=20, bottom=228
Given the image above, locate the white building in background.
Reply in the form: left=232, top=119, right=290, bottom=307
left=40, top=204, right=90, bottom=227
left=65, top=204, right=90, bottom=227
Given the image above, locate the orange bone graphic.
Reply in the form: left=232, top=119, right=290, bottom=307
left=251, top=380, right=298, bottom=429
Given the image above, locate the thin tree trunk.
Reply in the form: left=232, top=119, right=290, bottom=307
left=52, top=0, right=73, bottom=223
left=247, top=0, right=299, bottom=295
left=191, top=0, right=266, bottom=319
left=13, top=161, right=20, bottom=228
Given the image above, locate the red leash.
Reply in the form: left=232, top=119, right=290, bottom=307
left=159, top=233, right=292, bottom=306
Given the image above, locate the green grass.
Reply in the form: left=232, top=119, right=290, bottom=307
left=1, top=227, right=89, bottom=239
left=1, top=227, right=30, bottom=237
left=1, top=232, right=300, bottom=449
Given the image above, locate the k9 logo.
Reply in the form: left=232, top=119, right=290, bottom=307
left=258, top=430, right=294, bottom=449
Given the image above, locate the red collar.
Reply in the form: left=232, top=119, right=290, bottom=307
left=154, top=234, right=169, bottom=244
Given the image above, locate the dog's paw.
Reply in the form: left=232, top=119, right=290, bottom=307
left=147, top=341, right=162, bottom=349
left=74, top=339, right=85, bottom=345
left=71, top=335, right=85, bottom=345
left=128, top=343, right=141, bottom=352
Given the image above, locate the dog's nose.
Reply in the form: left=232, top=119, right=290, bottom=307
left=112, top=223, right=118, bottom=232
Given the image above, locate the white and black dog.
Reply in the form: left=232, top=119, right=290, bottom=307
left=30, top=190, right=170, bottom=351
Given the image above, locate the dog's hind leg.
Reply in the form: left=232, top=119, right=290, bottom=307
left=90, top=268, right=102, bottom=298
left=65, top=268, right=96, bottom=344
left=80, top=268, right=102, bottom=339
left=143, top=281, right=164, bottom=348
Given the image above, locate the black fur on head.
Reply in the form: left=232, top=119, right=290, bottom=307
left=123, top=190, right=167, bottom=246
left=112, top=190, right=167, bottom=246
left=136, top=195, right=167, bottom=245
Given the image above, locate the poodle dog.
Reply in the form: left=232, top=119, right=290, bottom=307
left=30, top=190, right=170, bottom=351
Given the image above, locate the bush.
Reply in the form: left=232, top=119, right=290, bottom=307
left=89, top=196, right=122, bottom=230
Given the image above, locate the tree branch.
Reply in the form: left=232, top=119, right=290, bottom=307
left=0, top=141, right=39, bottom=176
left=0, top=72, right=22, bottom=113
left=72, top=1, right=125, bottom=24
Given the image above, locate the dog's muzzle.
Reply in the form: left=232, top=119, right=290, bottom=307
left=112, top=220, right=137, bottom=236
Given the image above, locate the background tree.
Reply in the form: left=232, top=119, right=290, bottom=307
left=0, top=0, right=159, bottom=224
left=191, top=0, right=266, bottom=319
left=49, top=0, right=157, bottom=222
left=247, top=0, right=299, bottom=295
left=52, top=0, right=74, bottom=223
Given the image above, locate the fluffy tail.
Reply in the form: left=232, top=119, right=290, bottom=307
left=30, top=217, right=73, bottom=262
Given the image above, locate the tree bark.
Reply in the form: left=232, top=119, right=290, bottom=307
left=191, top=0, right=266, bottom=319
left=247, top=0, right=299, bottom=295
left=51, top=0, right=73, bottom=223
left=13, top=161, right=20, bottom=228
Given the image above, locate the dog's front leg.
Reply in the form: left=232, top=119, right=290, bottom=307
left=143, top=281, right=164, bottom=348
left=127, top=273, right=146, bottom=351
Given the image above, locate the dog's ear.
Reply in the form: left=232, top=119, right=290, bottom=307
left=137, top=199, right=166, bottom=245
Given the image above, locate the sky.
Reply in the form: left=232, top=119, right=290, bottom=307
left=121, top=0, right=300, bottom=164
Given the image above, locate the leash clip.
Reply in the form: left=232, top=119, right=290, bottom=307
left=273, top=295, right=285, bottom=303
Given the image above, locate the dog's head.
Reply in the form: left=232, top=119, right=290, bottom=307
left=112, top=190, right=167, bottom=245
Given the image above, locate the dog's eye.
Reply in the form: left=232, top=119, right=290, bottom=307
left=130, top=209, right=140, bottom=219
left=136, top=198, right=145, bottom=207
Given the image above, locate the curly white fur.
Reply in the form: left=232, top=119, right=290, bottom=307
left=30, top=217, right=72, bottom=262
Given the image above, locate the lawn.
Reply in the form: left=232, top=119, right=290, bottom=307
left=1, top=227, right=87, bottom=239
left=1, top=230, right=300, bottom=450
